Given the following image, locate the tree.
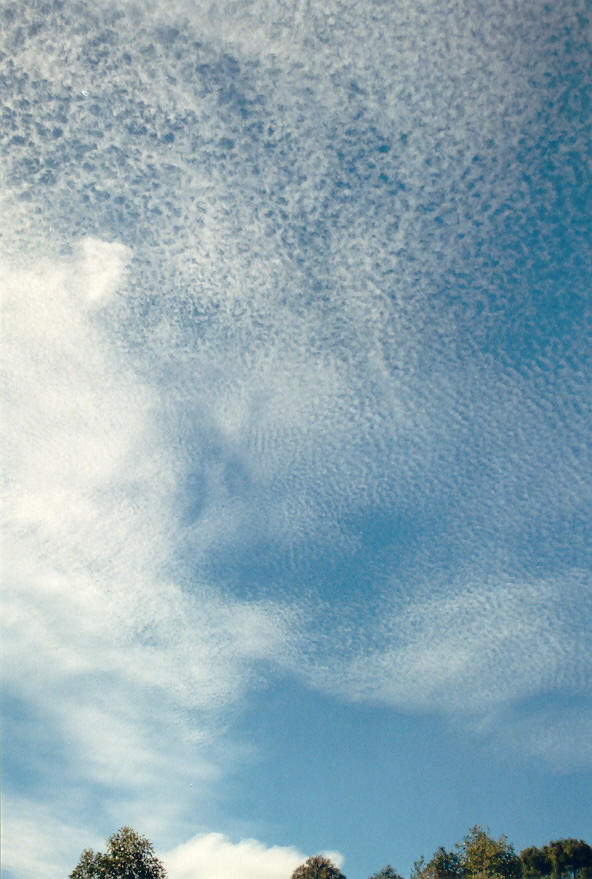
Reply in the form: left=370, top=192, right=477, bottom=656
left=545, top=840, right=592, bottom=879
left=521, top=845, right=552, bottom=878
left=69, top=827, right=167, bottom=879
left=368, top=866, right=404, bottom=879
left=70, top=849, right=106, bottom=879
left=413, top=828, right=521, bottom=879
left=291, top=855, right=347, bottom=879
left=460, top=826, right=521, bottom=879
left=411, top=847, right=464, bottom=879
left=561, top=839, right=592, bottom=879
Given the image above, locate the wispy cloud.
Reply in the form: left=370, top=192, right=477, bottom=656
left=2, top=242, right=295, bottom=874
left=297, top=570, right=592, bottom=716
left=1, top=796, right=104, bottom=879
left=491, top=704, right=592, bottom=771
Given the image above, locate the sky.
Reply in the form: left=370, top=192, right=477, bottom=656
left=1, top=1, right=591, bottom=877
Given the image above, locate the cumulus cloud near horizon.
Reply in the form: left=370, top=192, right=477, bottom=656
left=164, top=832, right=344, bottom=879
left=2, top=799, right=342, bottom=879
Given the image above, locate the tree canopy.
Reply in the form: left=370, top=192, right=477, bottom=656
left=520, top=839, right=592, bottom=879
left=412, top=827, right=521, bottom=879
left=69, top=824, right=592, bottom=879
left=368, top=866, right=404, bottom=879
left=408, top=829, right=592, bottom=879
left=460, top=825, right=521, bottom=879
left=291, top=855, right=347, bottom=879
left=411, top=846, right=464, bottom=879
left=69, top=827, right=167, bottom=879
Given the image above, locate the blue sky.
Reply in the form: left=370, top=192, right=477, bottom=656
left=1, top=1, right=591, bottom=877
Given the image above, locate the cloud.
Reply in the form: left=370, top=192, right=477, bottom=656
left=3, top=0, right=591, bottom=723
left=2, top=0, right=591, bottom=874
left=299, top=570, right=592, bottom=716
left=1, top=796, right=104, bottom=879
left=1, top=243, right=296, bottom=876
left=164, top=832, right=344, bottom=879
left=80, top=236, right=131, bottom=304
left=494, top=705, right=592, bottom=772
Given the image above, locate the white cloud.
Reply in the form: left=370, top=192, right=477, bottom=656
left=80, top=236, right=131, bottom=304
left=3, top=0, right=591, bottom=752
left=2, top=0, right=591, bottom=873
left=164, top=832, right=343, bottom=879
left=1, top=796, right=104, bottom=879
left=296, top=570, right=592, bottom=717
left=1, top=244, right=295, bottom=876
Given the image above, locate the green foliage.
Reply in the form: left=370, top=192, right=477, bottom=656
left=411, top=847, right=464, bottom=879
left=69, top=827, right=167, bottom=879
left=411, top=832, right=592, bottom=879
left=69, top=823, right=592, bottom=879
left=291, top=855, right=347, bottom=879
left=434, top=846, right=463, bottom=879
left=556, top=839, right=592, bottom=879
left=523, top=840, right=592, bottom=879
left=412, top=827, right=521, bottom=879
left=460, top=825, right=521, bottom=879
left=368, top=865, right=404, bottom=879
left=69, top=849, right=106, bottom=879
left=521, top=845, right=553, bottom=877
left=410, top=856, right=427, bottom=879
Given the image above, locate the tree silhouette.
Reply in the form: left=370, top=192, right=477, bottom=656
left=291, top=855, right=347, bottom=879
